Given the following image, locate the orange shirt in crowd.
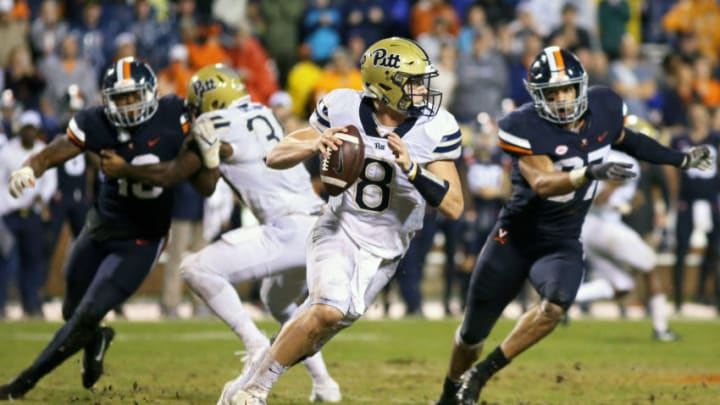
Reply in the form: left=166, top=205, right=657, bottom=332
left=228, top=36, right=279, bottom=106
left=312, top=68, right=363, bottom=106
left=410, top=1, right=460, bottom=38
left=662, top=0, right=720, bottom=63
left=158, top=61, right=194, bottom=99
left=186, top=39, right=230, bottom=70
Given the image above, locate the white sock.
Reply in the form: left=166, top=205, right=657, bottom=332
left=245, top=351, right=288, bottom=399
left=649, top=294, right=669, bottom=332
left=303, top=351, right=333, bottom=385
left=575, top=279, right=615, bottom=303
left=206, top=283, right=269, bottom=350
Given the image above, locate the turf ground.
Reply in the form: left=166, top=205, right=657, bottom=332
left=1, top=319, right=719, bottom=405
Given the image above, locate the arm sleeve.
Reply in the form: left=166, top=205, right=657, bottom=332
left=613, top=128, right=685, bottom=167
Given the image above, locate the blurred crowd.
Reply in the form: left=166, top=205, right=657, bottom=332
left=1, top=0, right=720, bottom=320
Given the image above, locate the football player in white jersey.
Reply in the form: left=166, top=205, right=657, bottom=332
left=577, top=136, right=678, bottom=342
left=230, top=37, right=464, bottom=405
left=98, top=65, right=342, bottom=404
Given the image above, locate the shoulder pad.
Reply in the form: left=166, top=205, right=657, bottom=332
left=66, top=106, right=105, bottom=149
left=428, top=108, right=462, bottom=160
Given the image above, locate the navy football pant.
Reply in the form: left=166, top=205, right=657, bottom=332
left=459, top=225, right=584, bottom=346
left=20, top=229, right=163, bottom=382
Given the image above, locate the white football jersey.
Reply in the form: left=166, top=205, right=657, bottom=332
left=590, top=150, right=639, bottom=222
left=309, top=89, right=461, bottom=258
left=205, top=100, right=324, bottom=223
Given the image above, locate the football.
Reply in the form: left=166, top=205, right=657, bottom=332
left=320, top=125, right=365, bottom=196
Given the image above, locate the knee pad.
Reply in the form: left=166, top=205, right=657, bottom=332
left=539, top=300, right=565, bottom=321
left=455, top=326, right=484, bottom=350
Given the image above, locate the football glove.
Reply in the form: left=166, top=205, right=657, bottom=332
left=191, top=114, right=228, bottom=169
left=680, top=145, right=713, bottom=170
left=8, top=166, right=36, bottom=198
left=585, top=161, right=636, bottom=181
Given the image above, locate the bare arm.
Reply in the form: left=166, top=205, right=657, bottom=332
left=425, top=159, right=464, bottom=220
left=518, top=154, right=578, bottom=198
left=266, top=126, right=345, bottom=169
left=100, top=138, right=204, bottom=189
left=26, top=136, right=83, bottom=177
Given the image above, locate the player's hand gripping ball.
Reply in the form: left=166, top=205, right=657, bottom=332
left=320, top=125, right=365, bottom=196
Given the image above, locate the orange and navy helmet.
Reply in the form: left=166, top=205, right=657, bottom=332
left=101, top=57, right=159, bottom=127
left=524, top=46, right=588, bottom=124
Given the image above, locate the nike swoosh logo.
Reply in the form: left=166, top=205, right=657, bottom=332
left=148, top=137, right=161, bottom=147
left=95, top=336, right=107, bottom=362
left=335, top=149, right=344, bottom=173
left=597, top=131, right=608, bottom=142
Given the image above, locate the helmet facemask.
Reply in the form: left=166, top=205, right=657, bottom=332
left=525, top=73, right=588, bottom=125
left=394, top=71, right=442, bottom=118
left=103, top=80, right=158, bottom=127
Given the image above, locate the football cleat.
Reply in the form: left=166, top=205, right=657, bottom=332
left=432, top=393, right=459, bottom=405
left=456, top=367, right=489, bottom=405
left=0, top=375, right=36, bottom=400
left=82, top=326, right=115, bottom=389
left=230, top=389, right=266, bottom=405
left=653, top=329, right=680, bottom=342
left=310, top=378, right=342, bottom=403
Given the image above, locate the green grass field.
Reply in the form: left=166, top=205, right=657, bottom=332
left=1, top=319, right=719, bottom=405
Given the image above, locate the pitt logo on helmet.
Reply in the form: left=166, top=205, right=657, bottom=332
left=368, top=48, right=401, bottom=69
left=191, top=79, right=217, bottom=99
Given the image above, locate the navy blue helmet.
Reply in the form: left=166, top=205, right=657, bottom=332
left=524, top=46, right=588, bottom=124
left=101, top=57, right=159, bottom=127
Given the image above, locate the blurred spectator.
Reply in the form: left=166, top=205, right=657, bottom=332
left=457, top=5, right=489, bottom=55
left=475, top=0, right=516, bottom=30
left=256, top=1, right=305, bottom=87
left=659, top=57, right=692, bottom=129
left=71, top=1, right=112, bottom=77
left=211, top=0, right=247, bottom=30
left=341, top=0, right=388, bottom=46
left=384, top=0, right=411, bottom=39
left=29, top=0, right=69, bottom=60
left=417, top=16, right=455, bottom=62
left=185, top=22, right=230, bottom=70
left=228, top=24, right=279, bottom=106
left=662, top=0, right=720, bottom=64
left=692, top=55, right=720, bottom=109
left=410, top=0, right=459, bottom=39
left=0, top=110, right=57, bottom=318
left=163, top=181, right=206, bottom=318
left=669, top=102, right=720, bottom=311
left=45, top=85, right=93, bottom=285
left=451, top=29, right=508, bottom=123
left=346, top=33, right=366, bottom=67
left=433, top=43, right=457, bottom=110
left=584, top=49, right=611, bottom=88
left=609, top=34, right=657, bottom=120
left=507, top=32, right=542, bottom=107
left=300, top=0, right=341, bottom=65
left=286, top=45, right=322, bottom=119
left=506, top=2, right=541, bottom=57
left=157, top=44, right=193, bottom=98
left=131, top=0, right=176, bottom=70
left=547, top=2, right=592, bottom=53
left=518, top=0, right=564, bottom=38
left=0, top=0, right=29, bottom=69
left=269, top=91, right=301, bottom=134
left=597, top=0, right=630, bottom=61
left=312, top=47, right=362, bottom=106
left=0, top=89, right=19, bottom=137
left=39, top=34, right=99, bottom=118
left=4, top=44, right=46, bottom=111
left=169, top=0, right=200, bottom=40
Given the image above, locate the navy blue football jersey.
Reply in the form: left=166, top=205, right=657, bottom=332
left=496, top=86, right=625, bottom=240
left=670, top=132, right=720, bottom=200
left=66, top=95, right=190, bottom=240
